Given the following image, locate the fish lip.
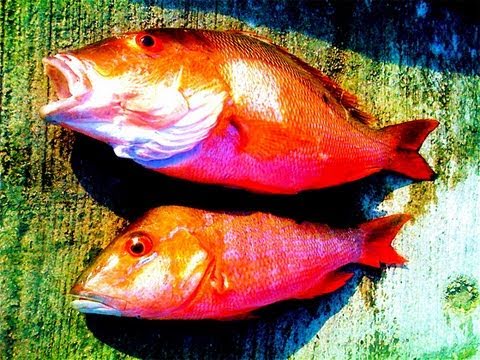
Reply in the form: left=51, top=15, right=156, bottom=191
left=40, top=54, right=92, bottom=118
left=71, top=299, right=123, bottom=317
left=70, top=287, right=128, bottom=316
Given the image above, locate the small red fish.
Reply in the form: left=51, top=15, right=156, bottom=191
left=40, top=29, right=438, bottom=193
left=70, top=206, right=410, bottom=320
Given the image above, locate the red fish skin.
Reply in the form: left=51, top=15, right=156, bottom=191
left=169, top=211, right=409, bottom=319
left=171, top=212, right=362, bottom=319
left=70, top=206, right=410, bottom=320
left=133, top=30, right=438, bottom=193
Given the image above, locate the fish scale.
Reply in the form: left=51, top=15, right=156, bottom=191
left=40, top=28, right=438, bottom=194
left=70, top=206, right=410, bottom=320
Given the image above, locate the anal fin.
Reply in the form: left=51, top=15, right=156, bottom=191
left=295, top=271, right=354, bottom=299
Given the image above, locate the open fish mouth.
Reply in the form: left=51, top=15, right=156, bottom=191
left=70, top=287, right=127, bottom=317
left=40, top=54, right=92, bottom=118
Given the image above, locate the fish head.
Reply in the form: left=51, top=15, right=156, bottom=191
left=70, top=207, right=212, bottom=319
left=40, top=29, right=228, bottom=162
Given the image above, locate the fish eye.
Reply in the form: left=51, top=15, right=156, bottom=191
left=126, top=233, right=153, bottom=257
left=136, top=34, right=162, bottom=52
left=140, top=35, right=155, bottom=47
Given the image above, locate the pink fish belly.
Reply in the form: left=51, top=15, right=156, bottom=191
left=157, top=123, right=388, bottom=194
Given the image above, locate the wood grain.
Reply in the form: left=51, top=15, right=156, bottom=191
left=0, top=1, right=479, bottom=359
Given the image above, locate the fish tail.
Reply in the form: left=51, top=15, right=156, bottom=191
left=358, top=214, right=411, bottom=268
left=383, top=119, right=439, bottom=180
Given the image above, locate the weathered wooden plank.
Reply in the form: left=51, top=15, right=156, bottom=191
left=0, top=1, right=479, bottom=359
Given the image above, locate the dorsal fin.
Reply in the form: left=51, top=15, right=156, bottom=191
left=226, top=30, right=279, bottom=46
left=281, top=51, right=376, bottom=126
left=229, top=30, right=376, bottom=126
left=311, top=70, right=376, bottom=125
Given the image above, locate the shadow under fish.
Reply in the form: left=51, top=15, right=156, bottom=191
left=71, top=133, right=413, bottom=225
left=85, top=271, right=361, bottom=359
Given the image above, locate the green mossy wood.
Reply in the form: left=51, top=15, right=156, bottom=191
left=1, top=1, right=479, bottom=359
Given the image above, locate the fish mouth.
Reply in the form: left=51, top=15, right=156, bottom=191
left=40, top=54, right=92, bottom=118
left=71, top=299, right=123, bottom=317
left=70, top=286, right=127, bottom=317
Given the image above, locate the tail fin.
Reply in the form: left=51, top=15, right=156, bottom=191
left=382, top=119, right=439, bottom=180
left=358, top=214, right=411, bottom=268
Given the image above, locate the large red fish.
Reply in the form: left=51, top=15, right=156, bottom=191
left=70, top=206, right=410, bottom=320
left=40, top=29, right=438, bottom=193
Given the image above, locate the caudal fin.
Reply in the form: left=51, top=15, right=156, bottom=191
left=358, top=214, right=411, bottom=268
left=382, top=119, right=439, bottom=180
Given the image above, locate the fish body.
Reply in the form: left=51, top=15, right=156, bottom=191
left=71, top=206, right=410, bottom=320
left=41, top=29, right=438, bottom=193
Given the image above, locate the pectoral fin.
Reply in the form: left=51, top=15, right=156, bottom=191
left=230, top=116, right=311, bottom=160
